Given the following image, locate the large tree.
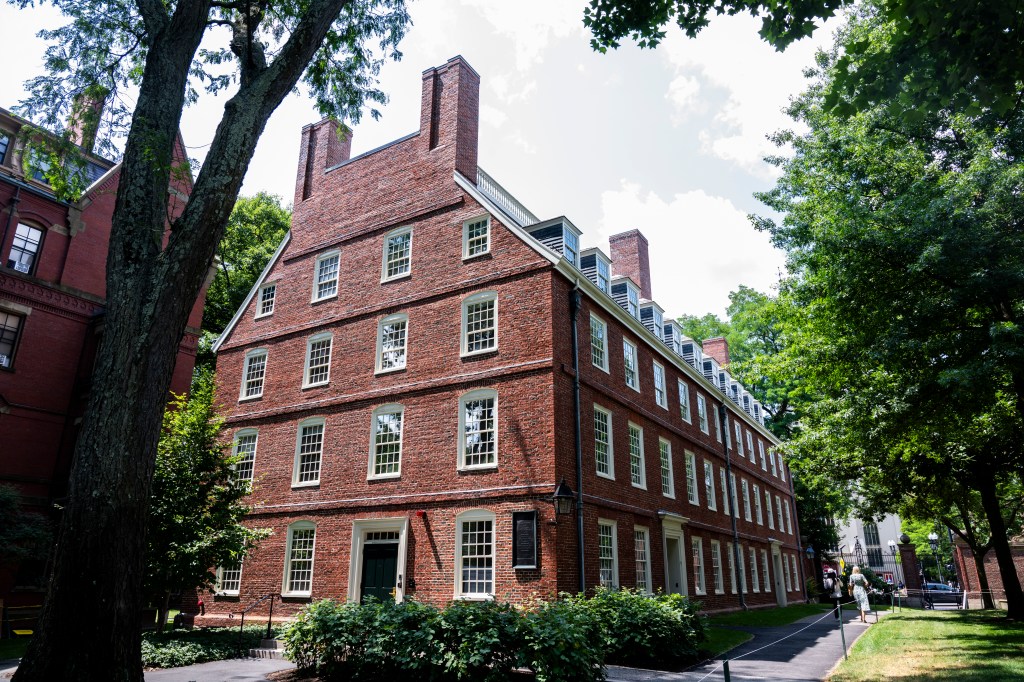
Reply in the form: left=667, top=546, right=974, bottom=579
left=9, top=0, right=408, bottom=679
left=582, top=0, right=1024, bottom=118
left=754, top=12, right=1024, bottom=618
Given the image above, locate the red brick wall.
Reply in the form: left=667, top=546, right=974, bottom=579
left=955, top=539, right=1024, bottom=605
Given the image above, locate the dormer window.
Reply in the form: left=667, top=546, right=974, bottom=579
left=612, top=278, right=641, bottom=319
left=526, top=218, right=582, bottom=269
left=563, top=229, right=579, bottom=268
left=627, top=287, right=639, bottom=317
left=581, top=248, right=612, bottom=294
left=640, top=303, right=664, bottom=340
left=596, top=258, right=610, bottom=293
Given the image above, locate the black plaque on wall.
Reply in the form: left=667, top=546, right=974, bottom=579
left=512, top=511, right=538, bottom=569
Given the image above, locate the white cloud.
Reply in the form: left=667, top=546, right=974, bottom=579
left=460, top=0, right=585, bottom=72
left=480, top=104, right=508, bottom=129
left=666, top=74, right=703, bottom=123
left=596, top=180, right=785, bottom=317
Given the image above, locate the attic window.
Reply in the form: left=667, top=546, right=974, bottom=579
left=563, top=229, right=579, bottom=268
left=627, top=286, right=639, bottom=318
left=596, top=259, right=610, bottom=293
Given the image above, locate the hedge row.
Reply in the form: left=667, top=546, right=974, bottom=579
left=282, top=588, right=707, bottom=682
left=141, top=625, right=282, bottom=668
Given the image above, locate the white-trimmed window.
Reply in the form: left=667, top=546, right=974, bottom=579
left=750, top=547, right=760, bottom=593
left=780, top=457, right=787, bottom=482
left=734, top=423, right=744, bottom=457
left=791, top=555, right=799, bottom=591
left=776, top=496, right=785, bottom=535
left=741, top=479, right=752, bottom=522
left=0, top=311, right=25, bottom=370
left=623, top=340, right=639, bottom=390
left=628, top=422, right=645, bottom=488
left=691, top=537, right=706, bottom=595
left=685, top=450, right=698, bottom=505
left=710, top=540, right=724, bottom=594
left=564, top=228, right=580, bottom=268
left=312, top=250, right=340, bottom=302
left=627, top=286, right=639, bottom=318
left=754, top=484, right=763, bottom=525
left=770, top=448, right=778, bottom=476
left=697, top=394, right=708, bottom=433
left=746, top=431, right=755, bottom=463
left=376, top=313, right=408, bottom=372
left=704, top=460, right=717, bottom=510
left=240, top=349, right=267, bottom=400
left=217, top=564, right=242, bottom=595
left=761, top=550, right=771, bottom=593
left=653, top=362, right=667, bottom=408
left=293, top=418, right=325, bottom=486
left=720, top=469, right=730, bottom=515
left=283, top=521, right=316, bottom=596
left=463, top=216, right=491, bottom=259
left=462, top=292, right=497, bottom=355
left=785, top=500, right=794, bottom=535
left=727, top=542, right=737, bottom=593
left=233, top=429, right=258, bottom=483
left=759, top=441, right=767, bottom=471
left=303, top=333, right=332, bottom=387
left=369, top=404, right=404, bottom=478
left=590, top=314, right=609, bottom=371
left=634, top=527, right=652, bottom=593
left=678, top=380, right=691, bottom=423
left=730, top=473, right=739, bottom=514
left=713, top=401, right=722, bottom=441
left=594, top=405, right=614, bottom=479
left=7, top=223, right=42, bottom=274
left=598, top=520, right=618, bottom=588
left=382, top=226, right=412, bottom=281
left=596, top=259, right=611, bottom=293
left=459, top=389, right=497, bottom=469
left=783, top=554, right=792, bottom=591
left=455, top=509, right=495, bottom=598
left=766, top=490, right=775, bottom=529
left=659, top=438, right=674, bottom=498
left=256, top=283, right=276, bottom=318
left=738, top=545, right=747, bottom=593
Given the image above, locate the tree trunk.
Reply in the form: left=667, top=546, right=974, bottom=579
left=157, top=591, right=172, bottom=634
left=970, top=547, right=995, bottom=610
left=977, top=470, right=1024, bottom=619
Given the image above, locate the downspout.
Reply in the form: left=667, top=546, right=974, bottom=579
left=569, top=281, right=585, bottom=594
left=1, top=185, right=21, bottom=257
left=719, top=403, right=746, bottom=610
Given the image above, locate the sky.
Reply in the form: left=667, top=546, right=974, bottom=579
left=1, top=0, right=838, bottom=319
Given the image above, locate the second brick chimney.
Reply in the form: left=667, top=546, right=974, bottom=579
left=419, top=56, right=480, bottom=180
left=703, top=337, right=730, bottom=367
left=609, top=230, right=652, bottom=300
left=294, top=119, right=352, bottom=203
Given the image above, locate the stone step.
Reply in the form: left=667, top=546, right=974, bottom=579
left=248, top=639, right=287, bottom=660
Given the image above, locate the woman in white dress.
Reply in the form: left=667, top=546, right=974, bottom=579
left=849, top=565, right=871, bottom=622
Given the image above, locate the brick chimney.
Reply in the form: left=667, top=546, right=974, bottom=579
left=703, top=337, right=730, bottom=367
left=67, top=86, right=108, bottom=153
left=294, top=118, right=352, bottom=203
left=419, top=56, right=480, bottom=179
left=609, top=230, right=652, bottom=300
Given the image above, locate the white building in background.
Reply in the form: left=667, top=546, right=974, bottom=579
left=835, top=514, right=903, bottom=578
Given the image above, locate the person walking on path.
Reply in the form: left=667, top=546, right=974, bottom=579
left=849, top=565, right=871, bottom=623
left=825, top=568, right=844, bottom=619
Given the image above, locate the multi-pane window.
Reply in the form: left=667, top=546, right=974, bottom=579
left=783, top=554, right=792, bottom=591
left=785, top=500, right=793, bottom=535
left=730, top=473, right=739, bottom=514
left=233, top=430, right=258, bottom=483
left=753, top=484, right=763, bottom=525
left=750, top=548, right=759, bottom=592
left=240, top=349, right=267, bottom=399
left=678, top=381, right=691, bottom=422
left=704, top=460, right=717, bottom=510
left=766, top=490, right=775, bottom=529
left=727, top=542, right=737, bottom=593
left=257, top=283, right=276, bottom=317
left=382, top=227, right=412, bottom=280
left=460, top=389, right=497, bottom=469
left=217, top=564, right=242, bottom=594
left=462, top=292, right=497, bottom=355
left=790, top=556, right=800, bottom=592
left=596, top=259, right=610, bottom=293
left=377, top=314, right=408, bottom=372
left=742, top=479, right=751, bottom=521
left=0, top=312, right=24, bottom=370
left=294, top=419, right=324, bottom=485
left=622, top=340, right=639, bottom=390
left=313, top=251, right=340, bottom=301
left=697, top=394, right=708, bottom=433
left=284, top=523, right=316, bottom=595
left=761, top=550, right=772, bottom=593
left=746, top=431, right=755, bottom=463
left=634, top=527, right=651, bottom=592
left=303, top=334, right=332, bottom=387
left=770, top=448, right=778, bottom=476
left=457, top=511, right=494, bottom=597
left=590, top=314, right=608, bottom=371
left=738, top=545, right=747, bottom=593
left=653, top=362, right=667, bottom=408
left=710, top=540, right=724, bottom=593
left=598, top=521, right=618, bottom=588
left=720, top=469, right=730, bottom=516
left=776, top=496, right=785, bottom=535
left=626, top=286, right=639, bottom=318
left=759, top=441, right=767, bottom=470
left=370, top=405, right=404, bottom=478
left=780, top=458, right=787, bottom=482
left=563, top=229, right=579, bottom=267
left=734, top=423, right=744, bottom=457
left=691, top=537, right=706, bottom=595
left=7, top=223, right=42, bottom=274
left=713, top=402, right=721, bottom=441
left=594, top=405, right=614, bottom=478
left=628, top=423, right=645, bottom=488
left=685, top=451, right=698, bottom=505
left=659, top=438, right=674, bottom=498
left=463, top=216, right=490, bottom=258
left=0, top=132, right=9, bottom=163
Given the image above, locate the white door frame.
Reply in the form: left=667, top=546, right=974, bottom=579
left=770, top=540, right=787, bottom=607
left=348, top=517, right=409, bottom=602
left=659, top=511, right=689, bottom=596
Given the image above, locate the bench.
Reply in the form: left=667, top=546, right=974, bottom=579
left=3, top=604, right=42, bottom=638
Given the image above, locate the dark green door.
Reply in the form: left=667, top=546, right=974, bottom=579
left=360, top=543, right=399, bottom=603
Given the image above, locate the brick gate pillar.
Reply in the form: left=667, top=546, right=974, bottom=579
left=899, top=533, right=924, bottom=605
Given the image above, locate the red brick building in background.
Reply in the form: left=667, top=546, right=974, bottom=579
left=208, top=56, right=803, bottom=621
left=0, top=106, right=205, bottom=615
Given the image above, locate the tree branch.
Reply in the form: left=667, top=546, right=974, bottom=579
left=136, top=0, right=170, bottom=36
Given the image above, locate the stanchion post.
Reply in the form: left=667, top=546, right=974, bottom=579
left=723, top=660, right=731, bottom=681
left=838, top=608, right=848, bottom=660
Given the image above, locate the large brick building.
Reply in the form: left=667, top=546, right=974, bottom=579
left=0, top=106, right=204, bottom=612
left=209, top=56, right=803, bottom=617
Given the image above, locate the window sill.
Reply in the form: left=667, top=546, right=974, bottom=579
left=630, top=482, right=647, bottom=491
left=238, top=394, right=263, bottom=403
left=291, top=481, right=320, bottom=489
left=281, top=592, right=312, bottom=599
left=462, top=250, right=492, bottom=263
left=453, top=594, right=494, bottom=602
left=592, top=363, right=610, bottom=374
left=626, top=384, right=640, bottom=393
left=254, top=312, right=273, bottom=320
left=381, top=272, right=411, bottom=284
left=368, top=473, right=401, bottom=481
left=375, top=365, right=407, bottom=376
left=458, top=464, right=498, bottom=474
left=310, top=294, right=337, bottom=305
left=596, top=472, right=615, bottom=481
left=302, top=381, right=329, bottom=390
left=460, top=348, right=498, bottom=359
left=681, top=417, right=692, bottom=425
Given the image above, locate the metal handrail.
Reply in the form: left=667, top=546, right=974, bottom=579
left=235, top=592, right=277, bottom=656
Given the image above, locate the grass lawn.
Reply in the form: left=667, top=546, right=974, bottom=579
left=710, top=603, right=831, bottom=627
left=829, top=610, right=1024, bottom=681
left=0, top=637, right=30, bottom=661
left=700, top=628, right=753, bottom=658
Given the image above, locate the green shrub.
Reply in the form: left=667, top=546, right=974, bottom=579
left=522, top=597, right=605, bottom=682
left=141, top=625, right=277, bottom=668
left=577, top=588, right=707, bottom=667
left=434, top=599, right=524, bottom=681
